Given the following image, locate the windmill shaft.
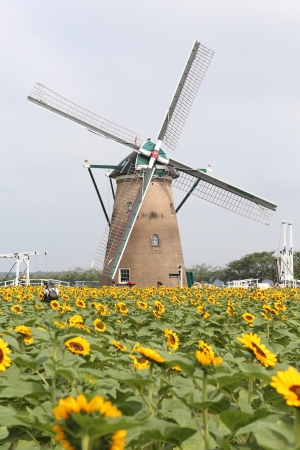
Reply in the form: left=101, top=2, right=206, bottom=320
left=108, top=166, right=155, bottom=280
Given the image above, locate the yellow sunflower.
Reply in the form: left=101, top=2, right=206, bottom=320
left=129, top=354, right=150, bottom=370
left=202, top=311, right=210, bottom=319
left=93, top=319, right=106, bottom=333
left=164, top=329, right=180, bottom=351
left=24, top=336, right=34, bottom=345
left=64, top=337, right=90, bottom=355
left=15, top=325, right=31, bottom=335
left=154, top=300, right=165, bottom=314
left=137, top=301, right=147, bottom=310
left=198, top=340, right=214, bottom=356
left=136, top=346, right=166, bottom=364
left=274, top=301, right=286, bottom=311
left=116, top=302, right=128, bottom=315
left=52, top=394, right=125, bottom=450
left=237, top=332, right=277, bottom=367
left=207, top=296, right=215, bottom=304
left=11, top=305, right=22, bottom=314
left=76, top=299, right=86, bottom=309
left=196, top=350, right=223, bottom=367
left=271, top=366, right=300, bottom=407
left=111, top=340, right=127, bottom=351
left=0, top=338, right=12, bottom=372
left=242, top=312, right=255, bottom=324
left=69, top=315, right=83, bottom=325
left=50, top=300, right=61, bottom=311
left=54, top=321, right=66, bottom=330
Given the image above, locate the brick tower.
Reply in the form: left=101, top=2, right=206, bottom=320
left=100, top=152, right=186, bottom=287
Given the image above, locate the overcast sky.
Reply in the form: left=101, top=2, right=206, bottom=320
left=0, top=1, right=299, bottom=274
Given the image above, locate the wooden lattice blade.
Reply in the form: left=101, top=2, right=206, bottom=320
left=27, top=83, right=141, bottom=150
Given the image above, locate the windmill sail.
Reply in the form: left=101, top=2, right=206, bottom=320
left=157, top=41, right=214, bottom=150
left=27, top=83, right=141, bottom=150
left=170, top=157, right=276, bottom=225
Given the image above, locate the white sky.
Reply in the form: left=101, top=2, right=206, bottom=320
left=0, top=1, right=299, bottom=273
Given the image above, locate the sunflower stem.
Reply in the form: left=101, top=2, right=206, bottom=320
left=81, top=435, right=91, bottom=450
left=51, top=333, right=58, bottom=409
left=266, top=321, right=270, bottom=341
left=247, top=378, right=253, bottom=405
left=295, top=407, right=300, bottom=448
left=148, top=364, right=153, bottom=402
left=202, top=369, right=210, bottom=450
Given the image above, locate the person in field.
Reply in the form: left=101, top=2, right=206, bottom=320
left=43, top=280, right=59, bottom=303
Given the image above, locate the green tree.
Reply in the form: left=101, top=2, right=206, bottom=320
left=293, top=252, right=300, bottom=280
left=187, top=263, right=225, bottom=283
left=223, top=251, right=276, bottom=282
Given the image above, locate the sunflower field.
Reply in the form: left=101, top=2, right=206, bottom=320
left=0, top=284, right=300, bottom=450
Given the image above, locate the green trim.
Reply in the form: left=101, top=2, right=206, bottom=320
left=87, top=168, right=110, bottom=226
left=90, top=165, right=124, bottom=169
left=176, top=179, right=200, bottom=213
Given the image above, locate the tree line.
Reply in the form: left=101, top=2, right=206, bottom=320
left=1, top=252, right=299, bottom=284
left=187, top=251, right=300, bottom=284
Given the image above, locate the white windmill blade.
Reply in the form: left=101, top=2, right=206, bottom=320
left=27, top=83, right=142, bottom=151
left=157, top=41, right=214, bottom=151
left=169, top=157, right=277, bottom=225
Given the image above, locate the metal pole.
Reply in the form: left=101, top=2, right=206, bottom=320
left=15, top=258, right=20, bottom=286
left=175, top=178, right=200, bottom=213
left=109, top=178, right=115, bottom=200
left=87, top=168, right=110, bottom=226
left=289, top=222, right=294, bottom=280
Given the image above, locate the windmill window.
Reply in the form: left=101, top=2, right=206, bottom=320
left=127, top=202, right=132, bottom=212
left=119, top=268, right=130, bottom=283
left=151, top=234, right=159, bottom=247
left=170, top=203, right=174, bottom=214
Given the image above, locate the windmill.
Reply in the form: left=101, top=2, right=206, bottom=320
left=27, top=41, right=277, bottom=287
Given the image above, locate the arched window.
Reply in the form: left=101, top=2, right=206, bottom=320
left=127, top=202, right=132, bottom=212
left=151, top=234, right=159, bottom=247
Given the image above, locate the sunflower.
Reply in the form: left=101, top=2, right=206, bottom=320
left=242, top=312, right=255, bottom=324
left=136, top=346, right=166, bottom=364
left=137, top=301, right=147, bottom=310
left=281, top=315, right=288, bottom=321
left=76, top=299, right=86, bottom=309
left=154, top=300, right=165, bottom=314
left=274, top=301, right=286, bottom=311
left=202, top=311, right=210, bottom=319
left=50, top=300, right=61, bottom=311
left=54, top=321, right=66, bottom=330
left=15, top=325, right=31, bottom=335
left=116, top=302, right=128, bottom=315
left=94, top=319, right=106, bottom=333
left=197, top=305, right=204, bottom=313
left=64, top=337, right=90, bottom=355
left=11, top=305, right=22, bottom=314
left=24, top=336, right=34, bottom=345
left=237, top=332, right=277, bottom=367
left=62, top=304, right=73, bottom=312
left=52, top=394, right=125, bottom=450
left=198, top=340, right=214, bottom=356
left=0, top=338, right=12, bottom=372
left=61, top=294, right=70, bottom=301
left=129, top=354, right=150, bottom=370
left=69, top=315, right=84, bottom=325
left=164, top=329, right=179, bottom=351
left=111, top=340, right=127, bottom=351
left=271, top=367, right=300, bottom=407
left=196, top=350, right=223, bottom=367
left=207, top=296, right=215, bottom=304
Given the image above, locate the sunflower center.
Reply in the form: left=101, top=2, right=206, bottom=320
left=252, top=343, right=266, bottom=358
left=289, top=385, right=300, bottom=399
left=70, top=343, right=83, bottom=351
left=0, top=349, right=3, bottom=363
left=168, top=335, right=176, bottom=345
